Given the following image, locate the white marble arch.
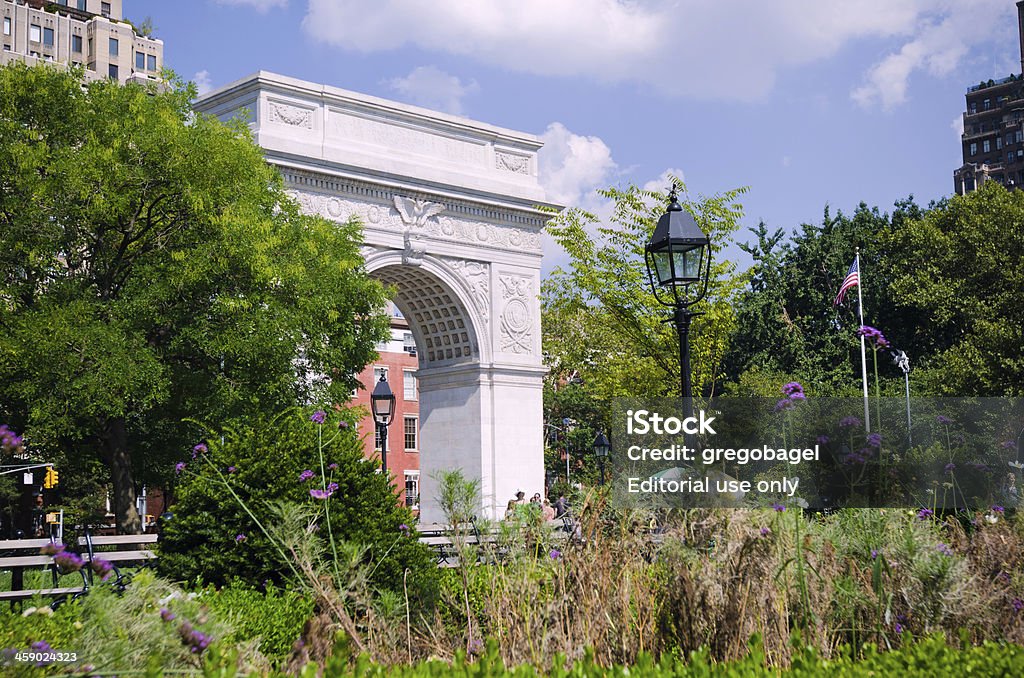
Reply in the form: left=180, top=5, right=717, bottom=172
left=194, top=71, right=558, bottom=522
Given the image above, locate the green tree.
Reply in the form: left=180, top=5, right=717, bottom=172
left=881, top=182, right=1024, bottom=395
left=0, top=64, right=390, bottom=533
left=542, top=181, right=747, bottom=402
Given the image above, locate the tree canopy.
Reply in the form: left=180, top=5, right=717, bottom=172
left=0, top=64, right=390, bottom=533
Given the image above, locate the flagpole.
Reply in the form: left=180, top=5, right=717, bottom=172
left=855, top=248, right=871, bottom=432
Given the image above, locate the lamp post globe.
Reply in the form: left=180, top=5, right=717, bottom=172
left=370, top=374, right=396, bottom=473
left=645, top=185, right=711, bottom=406
left=592, top=431, right=610, bottom=486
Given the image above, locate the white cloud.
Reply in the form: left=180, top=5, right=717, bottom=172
left=851, top=0, right=1010, bottom=109
left=193, top=70, right=213, bottom=96
left=214, top=0, right=286, bottom=11
left=537, top=122, right=617, bottom=207
left=300, top=0, right=1004, bottom=103
left=642, top=168, right=686, bottom=196
left=384, top=66, right=478, bottom=115
left=951, top=114, right=964, bottom=140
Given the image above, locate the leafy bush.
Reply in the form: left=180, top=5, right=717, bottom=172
left=157, top=409, right=438, bottom=607
left=198, top=581, right=313, bottom=665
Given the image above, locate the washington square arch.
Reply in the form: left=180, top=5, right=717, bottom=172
left=194, top=72, right=557, bottom=523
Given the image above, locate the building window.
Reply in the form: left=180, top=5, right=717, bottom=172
left=404, top=472, right=419, bottom=508
left=135, top=51, right=144, bottom=69
left=373, top=366, right=388, bottom=383
left=1008, top=152, right=1014, bottom=164
left=147, top=54, right=156, bottom=71
left=969, top=102, right=977, bottom=114
left=30, top=24, right=41, bottom=43
left=43, top=27, right=54, bottom=47
left=403, top=370, right=417, bottom=401
left=72, top=34, right=82, bottom=52
left=984, top=98, right=991, bottom=110
left=404, top=417, right=417, bottom=451
left=101, top=2, right=111, bottom=17
left=108, top=63, right=118, bottom=80
left=970, top=142, right=977, bottom=156
left=983, top=140, right=991, bottom=153
left=2, top=18, right=9, bottom=37
left=77, top=0, right=86, bottom=9
left=374, top=424, right=385, bottom=450
left=109, top=37, right=118, bottom=57
left=1017, top=130, right=1023, bottom=143
left=998, top=136, right=1003, bottom=150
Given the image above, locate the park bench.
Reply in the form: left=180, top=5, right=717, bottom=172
left=418, top=517, right=577, bottom=566
left=77, top=532, right=158, bottom=589
left=0, top=538, right=88, bottom=606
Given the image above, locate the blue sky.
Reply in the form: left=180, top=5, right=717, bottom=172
left=138, top=0, right=1021, bottom=273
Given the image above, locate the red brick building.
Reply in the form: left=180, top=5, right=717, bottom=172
left=352, top=306, right=421, bottom=512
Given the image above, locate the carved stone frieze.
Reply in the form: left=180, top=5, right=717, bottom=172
left=284, top=188, right=543, bottom=254
left=268, top=101, right=314, bottom=129
left=499, top=275, right=533, bottom=355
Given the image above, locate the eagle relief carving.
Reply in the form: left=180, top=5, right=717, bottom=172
left=394, top=196, right=445, bottom=227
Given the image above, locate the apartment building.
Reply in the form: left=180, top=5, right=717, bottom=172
left=954, top=1, right=1024, bottom=194
left=1, top=0, right=162, bottom=85
left=351, top=306, right=422, bottom=513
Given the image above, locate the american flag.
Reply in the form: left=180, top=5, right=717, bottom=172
left=833, top=258, right=859, bottom=306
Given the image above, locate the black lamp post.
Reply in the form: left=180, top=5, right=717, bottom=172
left=645, top=186, right=711, bottom=410
left=371, top=374, right=396, bottom=473
left=593, top=431, right=610, bottom=486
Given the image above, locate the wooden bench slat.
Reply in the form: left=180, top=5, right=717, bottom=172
left=0, top=587, right=85, bottom=600
left=0, top=539, right=58, bottom=550
left=88, top=550, right=155, bottom=561
left=0, top=556, right=56, bottom=567
left=78, top=534, right=158, bottom=546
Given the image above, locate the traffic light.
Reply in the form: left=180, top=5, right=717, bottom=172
left=43, top=467, right=58, bottom=489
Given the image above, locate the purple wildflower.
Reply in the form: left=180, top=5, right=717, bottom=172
left=1001, top=440, right=1017, bottom=450
left=894, top=623, right=903, bottom=634
left=328, top=463, right=339, bottom=471
left=338, top=421, right=349, bottom=431
left=91, top=558, right=113, bottom=581
left=774, top=399, right=794, bottom=412
left=867, top=433, right=882, bottom=448
left=771, top=502, right=786, bottom=512
left=298, top=469, right=314, bottom=483
left=871, top=549, right=879, bottom=560
left=840, top=416, right=861, bottom=428
left=311, top=410, right=326, bottom=424
left=160, top=608, right=176, bottom=622
left=178, top=621, right=212, bottom=654
left=760, top=526, right=771, bottom=537
left=858, top=325, right=890, bottom=348
left=53, top=551, right=84, bottom=573
left=1012, top=598, right=1024, bottom=613
left=917, top=508, right=934, bottom=520
left=936, top=415, right=953, bottom=425
left=30, top=641, right=52, bottom=653
left=782, top=382, right=805, bottom=398
left=992, top=505, right=1004, bottom=513
left=234, top=533, right=247, bottom=543
left=192, top=443, right=208, bottom=459
left=399, top=523, right=410, bottom=535
left=935, top=543, right=953, bottom=556
left=227, top=466, right=236, bottom=474
left=0, top=425, right=24, bottom=454
left=816, top=435, right=830, bottom=445
left=468, top=638, right=484, bottom=656
left=174, top=461, right=186, bottom=475
left=326, top=481, right=338, bottom=494
left=944, top=463, right=956, bottom=473
left=310, top=487, right=334, bottom=499
left=998, top=571, right=1011, bottom=584
left=549, top=549, right=561, bottom=560
left=789, top=392, right=806, bottom=401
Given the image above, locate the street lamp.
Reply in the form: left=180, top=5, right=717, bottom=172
left=593, top=431, right=610, bottom=486
left=645, top=186, right=711, bottom=407
left=371, top=373, right=396, bottom=473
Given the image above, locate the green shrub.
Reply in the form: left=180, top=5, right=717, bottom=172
left=157, top=409, right=438, bottom=607
left=198, top=581, right=313, bottom=665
